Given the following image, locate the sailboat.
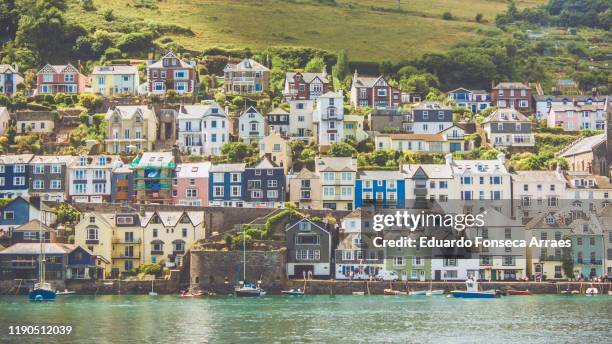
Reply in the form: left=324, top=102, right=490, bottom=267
left=235, top=228, right=265, bottom=297
left=148, top=279, right=158, bottom=296
left=28, top=217, right=56, bottom=301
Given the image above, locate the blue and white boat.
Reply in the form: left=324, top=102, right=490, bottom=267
left=451, top=279, right=500, bottom=299
left=28, top=218, right=56, bottom=301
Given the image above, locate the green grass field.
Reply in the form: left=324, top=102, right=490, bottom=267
left=66, top=0, right=545, bottom=61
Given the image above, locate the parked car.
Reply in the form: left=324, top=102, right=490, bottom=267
left=376, top=270, right=399, bottom=281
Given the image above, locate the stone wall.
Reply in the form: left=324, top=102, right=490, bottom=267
left=190, top=249, right=287, bottom=294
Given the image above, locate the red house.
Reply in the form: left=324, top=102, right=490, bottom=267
left=36, top=64, right=86, bottom=95
left=350, top=70, right=401, bottom=109
left=490, top=82, right=532, bottom=110
left=283, top=71, right=331, bottom=101
left=147, top=51, right=196, bottom=95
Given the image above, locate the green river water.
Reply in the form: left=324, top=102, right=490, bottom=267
left=0, top=295, right=610, bottom=343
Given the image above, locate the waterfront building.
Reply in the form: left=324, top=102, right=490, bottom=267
left=8, top=220, right=56, bottom=246
left=67, top=155, right=123, bottom=203
left=141, top=210, right=204, bottom=267
left=172, top=162, right=211, bottom=207
left=0, top=243, right=100, bottom=280
left=28, top=155, right=76, bottom=202
left=402, top=162, right=454, bottom=208
left=177, top=102, right=229, bottom=155
left=569, top=216, right=605, bottom=279
left=131, top=152, right=176, bottom=204
left=335, top=209, right=384, bottom=280
left=91, top=65, right=140, bottom=96
left=525, top=212, right=572, bottom=281
left=289, top=168, right=322, bottom=209
left=75, top=211, right=142, bottom=278
left=259, top=131, right=293, bottom=173
left=354, top=170, right=405, bottom=209
left=243, top=157, right=286, bottom=208
left=315, top=157, right=357, bottom=211
left=383, top=229, right=433, bottom=281
left=0, top=154, right=33, bottom=198
left=512, top=170, right=567, bottom=219
left=564, top=171, right=612, bottom=203
left=105, top=105, right=158, bottom=154
left=285, top=218, right=332, bottom=279
left=208, top=163, right=246, bottom=207
left=482, top=108, right=535, bottom=148
left=0, top=197, right=40, bottom=239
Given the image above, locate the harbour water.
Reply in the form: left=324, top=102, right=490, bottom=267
left=0, top=295, right=610, bottom=343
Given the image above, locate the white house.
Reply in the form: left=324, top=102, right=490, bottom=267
left=312, top=91, right=344, bottom=147
left=0, top=107, right=9, bottom=135
left=177, top=102, right=228, bottom=155
left=288, top=99, right=315, bottom=140
left=238, top=106, right=265, bottom=145
left=533, top=95, right=608, bottom=120
left=67, top=155, right=123, bottom=203
left=0, top=64, right=23, bottom=96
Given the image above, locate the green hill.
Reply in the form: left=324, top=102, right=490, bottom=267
left=65, top=0, right=545, bottom=62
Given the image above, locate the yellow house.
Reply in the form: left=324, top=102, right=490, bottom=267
left=105, top=105, right=158, bottom=154
left=74, top=211, right=143, bottom=278
left=260, top=130, right=293, bottom=173
left=141, top=211, right=205, bottom=267
left=525, top=212, right=572, bottom=280
left=91, top=65, right=140, bottom=96
left=343, top=114, right=368, bottom=142
left=315, top=157, right=357, bottom=211
left=289, top=168, right=322, bottom=209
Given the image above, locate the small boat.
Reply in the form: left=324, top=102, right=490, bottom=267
left=383, top=288, right=406, bottom=296
left=28, top=219, right=56, bottom=302
left=451, top=279, right=500, bottom=298
left=426, top=289, right=445, bottom=296
left=352, top=291, right=365, bottom=296
left=507, top=290, right=531, bottom=296
left=585, top=287, right=599, bottom=296
left=281, top=288, right=305, bottom=296
left=236, top=282, right=266, bottom=297
left=408, top=290, right=427, bottom=296
left=180, top=290, right=205, bottom=297
left=56, top=289, right=76, bottom=296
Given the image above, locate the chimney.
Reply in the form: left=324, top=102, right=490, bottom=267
left=353, top=69, right=358, bottom=81
left=497, top=153, right=506, bottom=165
left=13, top=64, right=18, bottom=73
left=139, top=206, right=145, bottom=217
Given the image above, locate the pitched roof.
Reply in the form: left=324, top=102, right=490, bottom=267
left=179, top=103, right=227, bottom=119
left=175, top=162, right=212, bottom=178
left=148, top=51, right=194, bottom=69
left=224, top=58, right=269, bottom=72
left=402, top=164, right=453, bottom=179
left=133, top=152, right=175, bottom=168
left=286, top=72, right=328, bottom=84
left=512, top=170, right=565, bottom=183
left=492, top=82, right=530, bottom=90
left=92, top=65, right=139, bottom=75
left=0, top=154, right=34, bottom=165
left=533, top=95, right=608, bottom=102
left=558, top=134, right=606, bottom=157
left=37, top=64, right=80, bottom=75
left=30, top=155, right=77, bottom=164
left=482, top=108, right=530, bottom=123
left=267, top=108, right=289, bottom=115
left=352, top=75, right=384, bottom=88
left=412, top=101, right=451, bottom=111
left=293, top=168, right=319, bottom=179
left=14, top=110, right=55, bottom=121
left=0, top=64, right=18, bottom=73
left=315, top=157, right=357, bottom=172
left=14, top=220, right=52, bottom=232
left=250, top=156, right=280, bottom=169
left=141, top=211, right=203, bottom=227
left=209, top=163, right=246, bottom=173
left=0, top=243, right=88, bottom=255
left=549, top=103, right=605, bottom=112
left=378, top=133, right=446, bottom=142
left=358, top=170, right=403, bottom=179
left=106, top=105, right=156, bottom=121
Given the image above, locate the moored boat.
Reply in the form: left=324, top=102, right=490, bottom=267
left=56, top=289, right=76, bottom=296
left=585, top=287, right=599, bottom=296
left=236, top=282, right=266, bottom=297
left=451, top=279, right=500, bottom=298
left=408, top=290, right=427, bottom=296
left=28, top=219, right=56, bottom=302
left=281, top=288, right=305, bottom=296
left=507, top=290, right=531, bottom=296
left=180, top=290, right=205, bottom=297
left=352, top=291, right=365, bottom=296
left=384, top=288, right=406, bottom=296
left=426, top=289, right=445, bottom=296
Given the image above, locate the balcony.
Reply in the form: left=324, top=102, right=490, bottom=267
left=150, top=250, right=164, bottom=255
left=113, top=238, right=142, bottom=244
left=232, top=77, right=255, bottom=85
left=85, top=239, right=99, bottom=245
left=112, top=253, right=141, bottom=259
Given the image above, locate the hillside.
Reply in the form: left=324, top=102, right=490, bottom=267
left=65, top=0, right=545, bottom=62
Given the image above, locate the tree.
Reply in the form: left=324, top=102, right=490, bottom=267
left=304, top=56, right=326, bottom=73
left=79, top=93, right=102, bottom=111
left=221, top=142, right=257, bottom=162
left=140, top=263, right=161, bottom=276
left=561, top=238, right=575, bottom=280
left=332, top=49, right=349, bottom=81
left=56, top=203, right=80, bottom=224
left=103, top=9, right=115, bottom=21
left=475, top=13, right=483, bottom=22
left=327, top=142, right=356, bottom=157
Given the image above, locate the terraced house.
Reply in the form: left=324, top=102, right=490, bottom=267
left=36, top=64, right=86, bottom=94
left=91, top=65, right=140, bottom=96
left=354, top=170, right=405, bottom=209
left=525, top=212, right=572, bottom=281
left=0, top=154, right=33, bottom=198
left=172, top=162, right=211, bottom=207
left=67, top=155, right=124, bottom=203
left=285, top=218, right=332, bottom=279
left=147, top=51, right=196, bottom=95
left=315, top=157, right=357, bottom=211
left=208, top=163, right=246, bottom=207
left=243, top=157, right=286, bottom=208
left=177, top=102, right=228, bottom=155
left=29, top=155, right=76, bottom=202
left=223, top=58, right=270, bottom=94
left=131, top=152, right=176, bottom=204
left=105, top=105, right=158, bottom=153
left=141, top=210, right=204, bottom=267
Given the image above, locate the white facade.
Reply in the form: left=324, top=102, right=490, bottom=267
left=68, top=155, right=123, bottom=203
left=431, top=258, right=480, bottom=281
left=0, top=107, right=9, bottom=135
left=0, top=64, right=23, bottom=95
left=91, top=65, right=140, bottom=96
left=313, top=91, right=344, bottom=146
left=534, top=96, right=608, bottom=120
left=177, top=102, right=228, bottom=155
left=288, top=100, right=315, bottom=140
left=238, top=106, right=265, bottom=145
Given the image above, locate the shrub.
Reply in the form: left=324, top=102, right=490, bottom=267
left=475, top=13, right=483, bottom=22
left=140, top=263, right=161, bottom=276
left=442, top=11, right=454, bottom=20
left=103, top=9, right=115, bottom=22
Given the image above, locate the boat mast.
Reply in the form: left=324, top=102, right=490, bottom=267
left=39, top=214, right=45, bottom=285
left=242, top=226, right=246, bottom=282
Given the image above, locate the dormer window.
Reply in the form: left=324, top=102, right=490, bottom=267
left=79, top=156, right=87, bottom=166
left=135, top=115, right=142, bottom=123
left=98, top=156, right=106, bottom=166
left=545, top=215, right=554, bottom=225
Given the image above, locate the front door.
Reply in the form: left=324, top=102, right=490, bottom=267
left=434, top=270, right=441, bottom=280
left=294, top=265, right=315, bottom=279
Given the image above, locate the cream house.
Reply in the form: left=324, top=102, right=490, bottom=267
left=315, top=157, right=357, bottom=211
left=289, top=168, right=322, bottom=209
left=260, top=131, right=293, bottom=173
left=105, top=105, right=158, bottom=153
left=141, top=211, right=205, bottom=267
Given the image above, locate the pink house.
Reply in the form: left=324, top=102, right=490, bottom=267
left=548, top=102, right=607, bottom=131
left=172, top=162, right=211, bottom=206
left=36, top=64, right=86, bottom=95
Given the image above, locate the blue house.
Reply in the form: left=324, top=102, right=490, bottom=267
left=355, top=170, right=405, bottom=209
left=0, top=196, right=40, bottom=237
left=0, top=154, right=33, bottom=198
left=209, top=163, right=246, bottom=207
left=570, top=218, right=604, bottom=279
left=244, top=157, right=286, bottom=208
left=9, top=220, right=54, bottom=245
left=0, top=243, right=100, bottom=280
left=447, top=88, right=490, bottom=113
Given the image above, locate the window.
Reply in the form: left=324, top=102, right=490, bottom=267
left=412, top=256, right=424, bottom=266
left=14, top=164, right=25, bottom=173
left=214, top=186, right=224, bottom=197
left=439, top=181, right=448, bottom=189
left=94, top=183, right=106, bottom=193
left=51, top=165, right=61, bottom=174
left=34, top=165, right=44, bottom=174
left=267, top=180, right=278, bottom=188
left=87, top=226, right=98, bottom=240
left=295, top=250, right=320, bottom=260
left=393, top=256, right=404, bottom=266
left=50, top=180, right=61, bottom=189
left=461, top=176, right=472, bottom=185
left=231, top=186, right=241, bottom=197
left=231, top=173, right=241, bottom=183
left=186, top=189, right=198, bottom=198
left=64, top=74, right=75, bottom=82
left=377, top=88, right=387, bottom=97
left=296, top=234, right=320, bottom=245
left=3, top=211, right=14, bottom=220
left=267, top=190, right=278, bottom=199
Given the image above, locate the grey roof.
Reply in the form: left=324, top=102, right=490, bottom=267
left=135, top=152, right=174, bottom=168
left=315, top=157, right=357, bottom=172
left=558, top=134, right=606, bottom=157
left=0, top=243, right=88, bottom=255
left=179, top=103, right=227, bottom=119
left=412, top=101, right=451, bottom=111
left=492, top=82, right=530, bottom=90
left=30, top=155, right=77, bottom=164
left=209, top=163, right=246, bottom=173
left=14, top=220, right=52, bottom=232
left=267, top=108, right=289, bottom=115
left=482, top=108, right=530, bottom=123
left=512, top=170, right=565, bottom=183
left=0, top=154, right=34, bottom=165
left=533, top=95, right=608, bottom=102
left=14, top=111, right=54, bottom=121
left=250, top=156, right=280, bottom=169
left=92, top=65, right=138, bottom=75
left=224, top=58, right=269, bottom=72
left=352, top=75, right=383, bottom=88
left=286, top=72, right=328, bottom=84
left=148, top=52, right=194, bottom=69
left=106, top=106, right=156, bottom=121
left=358, top=170, right=403, bottom=179
left=402, top=164, right=453, bottom=179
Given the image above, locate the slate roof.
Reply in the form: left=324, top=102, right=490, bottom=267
left=558, top=134, right=606, bottom=157
left=209, top=163, right=246, bottom=173
left=286, top=72, right=328, bottom=84
left=483, top=108, right=530, bottom=123
left=175, top=162, right=212, bottom=179
left=0, top=243, right=91, bottom=255
left=492, top=82, right=530, bottom=90
left=0, top=154, right=34, bottom=165
left=224, top=58, right=269, bottom=72
left=92, top=65, right=138, bottom=75
left=315, top=157, right=357, bottom=172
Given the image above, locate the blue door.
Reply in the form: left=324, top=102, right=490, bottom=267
left=450, top=143, right=462, bottom=152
